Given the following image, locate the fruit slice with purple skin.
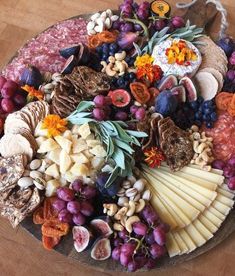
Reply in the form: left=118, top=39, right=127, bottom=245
left=61, top=55, right=78, bottom=74
left=158, top=75, right=178, bottom=91
left=171, top=85, right=186, bottom=102
left=91, top=238, right=111, bottom=260
left=59, top=44, right=81, bottom=59
left=179, top=77, right=197, bottom=102
left=108, top=89, right=131, bottom=107
left=90, top=217, right=113, bottom=237
left=73, top=226, right=93, bottom=253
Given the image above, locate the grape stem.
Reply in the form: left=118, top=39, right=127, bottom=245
left=123, top=17, right=149, bottom=40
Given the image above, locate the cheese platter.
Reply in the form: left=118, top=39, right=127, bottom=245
left=0, top=0, right=235, bottom=272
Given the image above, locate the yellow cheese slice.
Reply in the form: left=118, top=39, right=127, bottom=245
left=203, top=209, right=223, bottom=228
left=221, top=184, right=235, bottom=194
left=166, top=232, right=181, bottom=257
left=172, top=232, right=188, bottom=255
left=199, top=214, right=218, bottom=234
left=144, top=167, right=215, bottom=209
left=158, top=166, right=217, bottom=190
left=177, top=229, right=196, bottom=253
left=185, top=224, right=206, bottom=247
left=143, top=172, right=200, bottom=222
left=217, top=187, right=235, bottom=199
left=215, top=194, right=234, bottom=208
left=212, top=199, right=232, bottom=216
left=206, top=206, right=225, bottom=221
left=144, top=173, right=196, bottom=228
left=192, top=220, right=213, bottom=241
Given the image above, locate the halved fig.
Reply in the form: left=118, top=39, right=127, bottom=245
left=171, top=85, right=186, bottom=102
left=158, top=75, right=178, bottom=91
left=73, top=226, right=93, bottom=253
left=91, top=238, right=111, bottom=261
left=90, top=217, right=113, bottom=237
left=77, top=43, right=90, bottom=65
left=61, top=55, right=77, bottom=74
left=179, top=77, right=197, bottom=102
left=59, top=44, right=81, bottom=59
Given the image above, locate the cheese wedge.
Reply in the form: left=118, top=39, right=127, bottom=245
left=54, top=135, right=72, bottom=154
left=48, top=148, right=61, bottom=165
left=59, top=149, right=72, bottom=174
left=172, top=232, right=188, bottom=255
left=143, top=172, right=200, bottom=222
left=166, top=233, right=181, bottom=257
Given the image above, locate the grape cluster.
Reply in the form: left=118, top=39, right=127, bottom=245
left=173, top=97, right=218, bottom=129
left=112, top=205, right=169, bottom=272
left=110, top=72, right=136, bottom=90
left=53, top=179, right=97, bottom=225
left=0, top=76, right=26, bottom=114
left=92, top=95, right=112, bottom=121
left=223, top=51, right=235, bottom=92
left=130, top=104, right=146, bottom=121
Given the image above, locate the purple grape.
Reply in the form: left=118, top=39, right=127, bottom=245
left=212, top=159, right=226, bottom=170
left=104, top=96, right=112, bottom=105
left=0, top=76, right=7, bottom=90
left=52, top=198, right=67, bottom=212
left=120, top=22, right=134, bottom=32
left=80, top=201, right=94, bottom=217
left=227, top=156, right=235, bottom=167
left=134, top=255, right=148, bottom=269
left=171, top=16, right=185, bottom=28
left=13, top=93, right=26, bottom=106
left=223, top=165, right=235, bottom=178
left=113, top=237, right=123, bottom=247
left=141, top=204, right=158, bottom=225
left=73, top=212, right=86, bottom=225
left=229, top=52, right=235, bottom=65
left=146, top=258, right=157, bottom=269
left=135, top=107, right=146, bottom=121
left=57, top=187, right=75, bottom=202
left=134, top=24, right=142, bottom=31
left=115, top=111, right=128, bottom=121
left=217, top=37, right=234, bottom=57
left=93, top=95, right=106, bottom=108
left=150, top=243, right=166, bottom=259
left=228, top=177, right=235, bottom=190
left=81, top=185, right=97, bottom=199
left=112, top=20, right=122, bottom=30
left=58, top=209, right=73, bottom=223
left=158, top=222, right=170, bottom=233
left=67, top=200, right=80, bottom=214
left=112, top=246, right=121, bottom=261
left=153, top=227, right=166, bottom=246
left=137, top=8, right=149, bottom=20
left=1, top=80, right=18, bottom=99
left=226, top=70, right=235, bottom=81
left=130, top=105, right=138, bottom=115
left=71, top=179, right=83, bottom=192
left=121, top=242, right=136, bottom=256
left=120, top=4, right=133, bottom=17
left=145, top=231, right=155, bottom=245
left=154, top=19, right=167, bottom=31
left=1, top=98, right=15, bottom=113
left=127, top=260, right=138, bottom=272
left=92, top=107, right=106, bottom=121
left=132, top=221, right=148, bottom=236
left=120, top=252, right=131, bottom=267
left=124, top=0, right=133, bottom=4
left=118, top=229, right=128, bottom=240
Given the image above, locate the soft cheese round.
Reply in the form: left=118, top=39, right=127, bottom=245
left=152, top=38, right=202, bottom=77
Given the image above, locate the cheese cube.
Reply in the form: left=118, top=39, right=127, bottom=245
left=34, top=122, right=48, bottom=137
left=38, top=138, right=60, bottom=153
left=70, top=163, right=89, bottom=176
left=35, top=136, right=47, bottom=147
left=78, top=123, right=91, bottom=139
left=62, top=130, right=73, bottom=140
left=72, top=137, right=88, bottom=153
left=54, top=135, right=72, bottom=154
left=71, top=124, right=80, bottom=134
left=45, top=164, right=60, bottom=179
left=91, top=156, right=105, bottom=169
left=60, top=149, right=72, bottom=174
left=71, top=153, right=89, bottom=164
left=63, top=171, right=77, bottom=183
left=48, top=148, right=61, bottom=165
left=45, top=179, right=60, bottom=197
left=89, top=145, right=107, bottom=157
left=86, top=139, right=102, bottom=148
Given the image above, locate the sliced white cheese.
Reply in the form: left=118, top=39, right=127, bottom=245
left=192, top=219, right=213, bottom=241
left=185, top=224, right=206, bottom=247
left=172, top=232, right=189, bottom=255
left=178, top=229, right=196, bottom=253
left=212, top=200, right=231, bottom=216
left=188, top=164, right=223, bottom=175
left=215, top=194, right=234, bottom=208
left=206, top=206, right=225, bottom=221
left=203, top=209, right=223, bottom=228
left=221, top=184, right=235, bottom=194
left=199, top=214, right=218, bottom=234
left=143, top=172, right=200, bottom=223
left=166, top=232, right=181, bottom=257
left=217, top=187, right=235, bottom=199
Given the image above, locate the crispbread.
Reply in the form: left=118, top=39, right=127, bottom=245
left=199, top=68, right=224, bottom=92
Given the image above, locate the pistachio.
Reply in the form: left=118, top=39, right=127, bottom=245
left=117, top=196, right=129, bottom=207
left=18, top=177, right=33, bottom=188
left=142, top=190, right=151, bottom=201
left=133, top=179, right=146, bottom=193
left=30, top=170, right=43, bottom=179
left=33, top=179, right=45, bottom=190
left=127, top=175, right=136, bottom=185
left=125, top=187, right=138, bottom=198
left=122, top=180, right=131, bottom=190
left=117, top=188, right=126, bottom=197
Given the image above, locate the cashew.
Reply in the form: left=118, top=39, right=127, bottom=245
left=103, top=203, right=118, bottom=216
left=192, top=132, right=201, bottom=140
left=197, top=142, right=207, bottom=154
left=122, top=60, right=129, bottom=69
left=127, top=67, right=137, bottom=73
left=195, top=156, right=207, bottom=166
left=201, top=150, right=210, bottom=162
left=201, top=132, right=206, bottom=139
left=207, top=137, right=213, bottom=142
left=190, top=159, right=195, bottom=164
left=202, top=165, right=212, bottom=172
left=135, top=199, right=146, bottom=213
left=120, top=216, right=127, bottom=227
left=125, top=216, right=140, bottom=233
left=206, top=141, right=213, bottom=148
left=100, top=61, right=107, bottom=73
left=133, top=193, right=141, bottom=202
left=199, top=138, right=207, bottom=143
left=105, top=63, right=117, bottom=77
left=108, top=56, right=115, bottom=63
left=113, top=223, right=124, bottom=231
left=114, top=207, right=128, bottom=220
left=115, top=51, right=126, bottom=61
left=115, top=61, right=126, bottom=76
left=191, top=125, right=199, bottom=132
left=193, top=140, right=200, bottom=153
left=193, top=153, right=199, bottom=160
left=126, top=201, right=136, bottom=217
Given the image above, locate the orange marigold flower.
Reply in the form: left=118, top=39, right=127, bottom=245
left=136, top=64, right=163, bottom=83
left=144, top=147, right=165, bottom=168
left=21, top=85, right=44, bottom=100
left=42, top=114, right=68, bottom=137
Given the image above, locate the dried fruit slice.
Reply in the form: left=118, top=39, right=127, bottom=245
left=108, top=89, right=131, bottom=107
left=130, top=82, right=151, bottom=104
left=42, top=235, right=61, bottom=250
left=179, top=77, right=197, bottom=102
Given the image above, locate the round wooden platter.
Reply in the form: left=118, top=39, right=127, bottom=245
left=4, top=0, right=235, bottom=272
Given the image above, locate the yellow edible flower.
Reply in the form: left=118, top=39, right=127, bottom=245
left=41, top=114, right=68, bottom=137
left=21, top=85, right=44, bottom=100
left=135, top=54, right=154, bottom=68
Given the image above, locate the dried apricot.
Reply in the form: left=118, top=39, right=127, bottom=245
left=42, top=219, right=70, bottom=237
left=42, top=235, right=61, bottom=250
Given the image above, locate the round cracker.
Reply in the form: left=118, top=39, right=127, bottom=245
left=199, top=67, right=224, bottom=91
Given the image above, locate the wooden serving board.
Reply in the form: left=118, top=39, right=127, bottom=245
left=5, top=0, right=235, bottom=272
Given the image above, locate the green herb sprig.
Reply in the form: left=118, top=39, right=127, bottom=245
left=67, top=101, right=148, bottom=188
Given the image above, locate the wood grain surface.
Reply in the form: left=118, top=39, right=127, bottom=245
left=0, top=1, right=235, bottom=276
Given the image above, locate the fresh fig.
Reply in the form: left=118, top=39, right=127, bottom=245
left=90, top=217, right=113, bottom=237
left=20, top=65, right=43, bottom=89
left=171, top=85, right=186, bottom=102
left=155, top=90, right=178, bottom=116
left=59, top=44, right=81, bottom=59
left=91, top=238, right=111, bottom=261
left=77, top=43, right=90, bottom=65
left=61, top=55, right=78, bottom=74
left=158, top=75, right=178, bottom=91
left=179, top=77, right=197, bottom=102
left=73, top=226, right=93, bottom=253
